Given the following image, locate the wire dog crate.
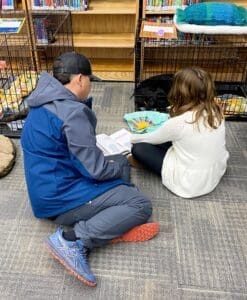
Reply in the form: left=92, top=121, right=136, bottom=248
left=0, top=10, right=36, bottom=137
left=135, top=26, right=247, bottom=121
left=32, top=10, right=74, bottom=73
left=0, top=10, right=73, bottom=137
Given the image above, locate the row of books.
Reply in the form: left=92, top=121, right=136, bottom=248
left=146, top=16, right=174, bottom=24
left=32, top=0, right=89, bottom=10
left=145, top=0, right=201, bottom=11
left=0, top=0, right=89, bottom=10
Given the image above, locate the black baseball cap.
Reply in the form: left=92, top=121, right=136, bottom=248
left=53, top=52, right=101, bottom=82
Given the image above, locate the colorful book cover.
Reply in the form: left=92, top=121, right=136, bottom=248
left=33, top=18, right=48, bottom=44
left=1, top=0, right=15, bottom=10
left=0, top=18, right=25, bottom=34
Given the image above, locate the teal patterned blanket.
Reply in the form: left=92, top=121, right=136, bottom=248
left=176, top=2, right=247, bottom=26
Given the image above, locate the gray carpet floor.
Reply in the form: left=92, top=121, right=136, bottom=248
left=0, top=82, right=246, bottom=300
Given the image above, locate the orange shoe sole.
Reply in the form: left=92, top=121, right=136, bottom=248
left=44, top=241, right=96, bottom=287
left=111, top=222, right=160, bottom=243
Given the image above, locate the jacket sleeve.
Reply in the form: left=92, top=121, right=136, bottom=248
left=63, top=107, right=123, bottom=181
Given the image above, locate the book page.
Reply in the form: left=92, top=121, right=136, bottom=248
left=96, top=134, right=127, bottom=156
left=110, top=128, right=132, bottom=153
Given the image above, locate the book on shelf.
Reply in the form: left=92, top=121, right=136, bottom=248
left=0, top=18, right=25, bottom=34
left=96, top=128, right=132, bottom=156
left=33, top=17, right=56, bottom=45
left=32, top=0, right=54, bottom=10
left=1, top=0, right=15, bottom=10
left=33, top=18, right=49, bottom=44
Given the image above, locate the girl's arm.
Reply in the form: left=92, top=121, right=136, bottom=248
left=131, top=115, right=184, bottom=144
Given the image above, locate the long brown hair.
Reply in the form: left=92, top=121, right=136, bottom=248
left=168, top=67, right=223, bottom=129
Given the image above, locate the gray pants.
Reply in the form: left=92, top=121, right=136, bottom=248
left=53, top=185, right=152, bottom=249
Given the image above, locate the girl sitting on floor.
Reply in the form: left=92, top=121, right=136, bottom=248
left=130, top=67, right=229, bottom=198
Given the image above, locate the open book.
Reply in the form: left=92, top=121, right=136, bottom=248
left=96, top=128, right=132, bottom=156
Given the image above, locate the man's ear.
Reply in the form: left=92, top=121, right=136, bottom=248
left=78, top=74, right=82, bottom=82
left=76, top=74, right=83, bottom=87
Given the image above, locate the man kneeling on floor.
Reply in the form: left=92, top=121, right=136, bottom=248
left=21, top=51, right=159, bottom=287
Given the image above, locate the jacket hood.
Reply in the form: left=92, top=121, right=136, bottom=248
left=26, top=72, right=78, bottom=107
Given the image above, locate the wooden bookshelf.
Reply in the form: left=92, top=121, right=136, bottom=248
left=71, top=0, right=136, bottom=14
left=71, top=0, right=139, bottom=81
left=11, top=0, right=138, bottom=81
left=73, top=33, right=135, bottom=48
left=89, top=58, right=133, bottom=81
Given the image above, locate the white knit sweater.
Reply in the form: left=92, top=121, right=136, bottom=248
left=131, top=111, right=229, bottom=198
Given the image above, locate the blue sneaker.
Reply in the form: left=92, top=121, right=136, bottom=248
left=45, top=227, right=96, bottom=286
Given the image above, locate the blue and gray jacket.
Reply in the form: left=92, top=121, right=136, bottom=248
left=21, top=72, right=126, bottom=218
